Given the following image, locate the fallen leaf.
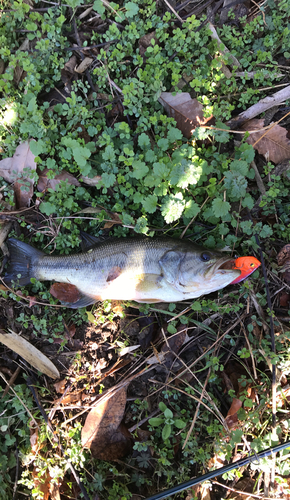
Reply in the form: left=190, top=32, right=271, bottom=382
left=54, top=379, right=67, bottom=394
left=103, top=212, right=123, bottom=228
left=0, top=328, right=60, bottom=379
left=32, top=468, right=51, bottom=500
left=277, top=244, right=290, bottom=266
left=64, top=54, right=77, bottom=74
left=55, top=391, right=83, bottom=405
left=159, top=92, right=213, bottom=138
left=0, top=221, right=12, bottom=247
left=277, top=244, right=290, bottom=285
left=13, top=39, right=29, bottom=85
left=50, top=283, right=81, bottom=304
left=37, top=168, right=80, bottom=192
left=243, top=119, right=290, bottom=164
left=27, top=295, right=37, bottom=308
left=30, top=429, right=38, bottom=452
left=82, top=387, right=131, bottom=459
left=119, top=344, right=140, bottom=356
left=50, top=481, right=61, bottom=500
left=279, top=292, right=290, bottom=308
left=81, top=174, right=102, bottom=186
left=0, top=141, right=37, bottom=207
left=75, top=57, right=93, bottom=74
left=228, top=477, right=255, bottom=500
left=139, top=31, right=157, bottom=58
left=187, top=482, right=211, bottom=500
left=225, top=397, right=242, bottom=430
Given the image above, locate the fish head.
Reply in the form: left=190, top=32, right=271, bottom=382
left=176, top=250, right=241, bottom=296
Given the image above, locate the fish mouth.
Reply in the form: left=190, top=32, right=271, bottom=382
left=206, top=257, right=240, bottom=278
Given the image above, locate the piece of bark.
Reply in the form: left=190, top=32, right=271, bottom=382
left=227, top=85, right=290, bottom=129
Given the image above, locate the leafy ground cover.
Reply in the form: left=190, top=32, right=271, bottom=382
left=1, top=0, right=290, bottom=498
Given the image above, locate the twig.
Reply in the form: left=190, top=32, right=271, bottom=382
left=163, top=0, right=184, bottom=22
left=238, top=318, right=258, bottom=381
left=250, top=160, right=266, bottom=196
left=148, top=379, right=229, bottom=431
left=182, top=367, right=211, bottom=449
left=1, top=366, right=21, bottom=398
left=211, top=481, right=281, bottom=500
left=252, top=109, right=290, bottom=148
left=0, top=371, right=39, bottom=426
left=227, top=85, right=290, bottom=129
left=12, top=441, right=19, bottom=500
left=208, top=22, right=241, bottom=68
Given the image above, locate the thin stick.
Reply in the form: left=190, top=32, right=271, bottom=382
left=0, top=372, right=39, bottom=426
left=182, top=367, right=211, bottom=449
left=212, top=481, right=281, bottom=500
left=162, top=0, right=184, bottom=22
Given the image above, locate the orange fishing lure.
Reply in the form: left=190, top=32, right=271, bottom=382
left=230, top=256, right=261, bottom=284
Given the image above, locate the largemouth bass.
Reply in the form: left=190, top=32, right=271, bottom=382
left=4, top=237, right=241, bottom=308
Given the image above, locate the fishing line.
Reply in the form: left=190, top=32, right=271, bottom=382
left=144, top=441, right=290, bottom=500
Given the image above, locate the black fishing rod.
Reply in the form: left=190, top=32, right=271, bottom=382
left=144, top=440, right=290, bottom=500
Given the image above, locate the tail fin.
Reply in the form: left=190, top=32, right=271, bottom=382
left=4, top=238, right=44, bottom=286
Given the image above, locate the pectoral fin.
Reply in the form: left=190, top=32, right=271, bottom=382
left=159, top=250, right=183, bottom=285
left=61, top=293, right=99, bottom=309
left=135, top=274, right=162, bottom=294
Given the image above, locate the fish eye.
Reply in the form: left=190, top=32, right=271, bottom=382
left=250, top=263, right=255, bottom=268
left=200, top=252, right=211, bottom=262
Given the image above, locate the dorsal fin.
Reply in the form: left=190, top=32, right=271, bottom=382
left=79, top=231, right=103, bottom=252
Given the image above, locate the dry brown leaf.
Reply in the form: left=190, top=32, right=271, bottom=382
left=0, top=329, right=60, bottom=379
left=50, top=482, right=61, bottom=500
left=159, top=92, right=213, bottom=138
left=81, top=387, right=130, bottom=459
left=55, top=391, right=83, bottom=405
left=30, top=429, right=38, bottom=453
left=226, top=397, right=242, bottom=416
left=186, top=483, right=211, bottom=500
left=139, top=31, right=157, bottom=58
left=243, top=119, right=290, bottom=164
left=103, top=212, right=122, bottom=228
left=64, top=54, right=77, bottom=73
left=75, top=57, right=93, bottom=74
left=279, top=291, right=290, bottom=307
left=53, top=379, right=67, bottom=394
left=228, top=478, right=255, bottom=500
left=50, top=282, right=81, bottom=304
left=32, top=468, right=51, bottom=500
left=37, top=168, right=80, bottom=192
left=13, top=39, right=29, bottom=85
left=0, top=221, right=12, bottom=247
left=0, top=141, right=37, bottom=207
left=277, top=244, right=290, bottom=285
left=277, top=244, right=290, bottom=266
left=81, top=174, right=102, bottom=186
